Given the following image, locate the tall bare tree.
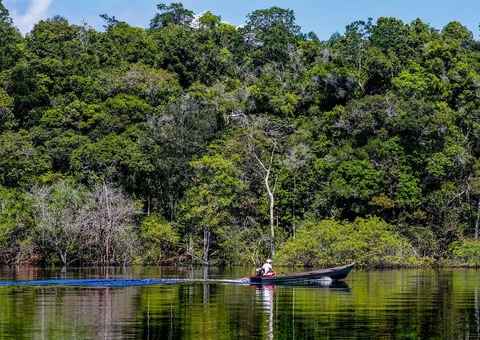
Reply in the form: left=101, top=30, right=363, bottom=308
left=238, top=115, right=293, bottom=257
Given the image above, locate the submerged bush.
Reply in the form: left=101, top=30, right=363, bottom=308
left=276, top=216, right=420, bottom=267
left=448, top=239, right=480, bottom=267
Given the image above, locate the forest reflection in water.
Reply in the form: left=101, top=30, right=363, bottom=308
left=0, top=266, right=479, bottom=339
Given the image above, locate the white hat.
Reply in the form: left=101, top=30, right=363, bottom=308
left=266, top=259, right=272, bottom=263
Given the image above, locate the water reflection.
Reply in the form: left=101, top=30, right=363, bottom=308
left=254, top=285, right=276, bottom=339
left=254, top=285, right=275, bottom=311
left=1, top=267, right=480, bottom=339
left=251, top=281, right=352, bottom=340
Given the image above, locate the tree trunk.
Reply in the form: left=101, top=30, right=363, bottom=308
left=266, top=175, right=275, bottom=257
left=261, top=144, right=277, bottom=257
left=245, top=124, right=279, bottom=257
left=105, top=183, right=111, bottom=264
left=203, top=229, right=210, bottom=263
left=59, top=250, right=67, bottom=266
left=475, top=194, right=480, bottom=241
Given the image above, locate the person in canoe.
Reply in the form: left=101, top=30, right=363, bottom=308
left=256, top=259, right=276, bottom=277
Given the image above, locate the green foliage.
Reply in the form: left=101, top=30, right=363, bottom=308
left=396, top=172, right=422, bottom=207
left=0, top=87, right=15, bottom=130
left=216, top=226, right=266, bottom=265
left=326, top=159, right=383, bottom=216
left=1, top=2, right=480, bottom=266
left=0, top=2, right=23, bottom=72
left=448, top=239, right=480, bottom=266
left=139, top=213, right=180, bottom=264
left=178, top=153, right=246, bottom=263
left=406, top=226, right=438, bottom=259
left=392, top=63, right=445, bottom=100
left=26, top=16, right=79, bottom=60
left=96, top=64, right=181, bottom=106
left=0, top=131, right=51, bottom=187
left=441, top=21, right=473, bottom=43
left=9, top=63, right=51, bottom=128
left=276, top=217, right=418, bottom=267
left=198, top=11, right=221, bottom=29
left=43, top=132, right=89, bottom=173
left=0, top=185, right=32, bottom=264
left=241, top=6, right=301, bottom=65
left=150, top=3, right=194, bottom=30
left=70, top=129, right=154, bottom=192
left=96, top=22, right=155, bottom=66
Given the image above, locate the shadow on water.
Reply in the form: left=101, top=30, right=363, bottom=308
left=253, top=279, right=351, bottom=290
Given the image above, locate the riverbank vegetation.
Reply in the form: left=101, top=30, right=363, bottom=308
left=1, top=1, right=480, bottom=267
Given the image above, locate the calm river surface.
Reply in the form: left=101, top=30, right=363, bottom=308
left=0, top=266, right=479, bottom=339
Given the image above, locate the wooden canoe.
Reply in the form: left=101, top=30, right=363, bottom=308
left=245, top=263, right=354, bottom=285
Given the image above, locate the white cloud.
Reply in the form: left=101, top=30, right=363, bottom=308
left=7, top=0, right=53, bottom=34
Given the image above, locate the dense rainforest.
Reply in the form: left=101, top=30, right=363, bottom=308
left=1, top=1, right=480, bottom=267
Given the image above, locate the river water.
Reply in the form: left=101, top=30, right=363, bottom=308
left=0, top=266, right=479, bottom=339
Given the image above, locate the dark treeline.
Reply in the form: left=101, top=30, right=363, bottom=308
left=1, top=2, right=480, bottom=267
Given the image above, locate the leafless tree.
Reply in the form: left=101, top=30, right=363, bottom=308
left=81, top=182, right=140, bottom=265
left=29, top=182, right=91, bottom=266
left=240, top=115, right=293, bottom=257
left=29, top=181, right=140, bottom=265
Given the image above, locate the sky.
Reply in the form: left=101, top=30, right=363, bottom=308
left=3, top=0, right=480, bottom=40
